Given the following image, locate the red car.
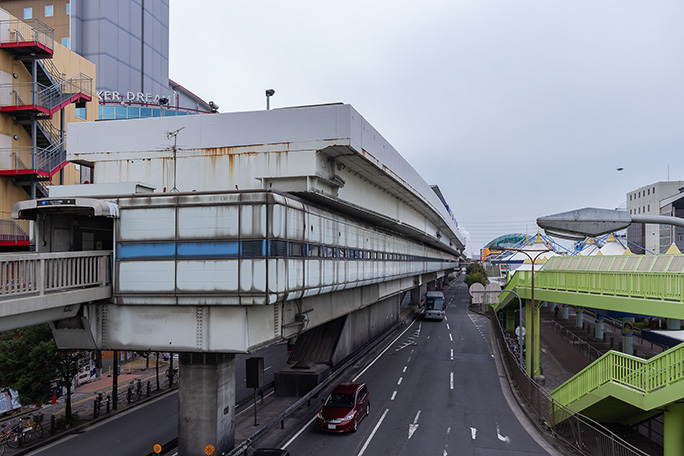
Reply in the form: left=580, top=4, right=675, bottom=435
left=317, top=382, right=370, bottom=433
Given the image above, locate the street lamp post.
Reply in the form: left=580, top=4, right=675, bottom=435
left=537, top=207, right=684, bottom=240
left=265, top=89, right=275, bottom=110
left=502, top=247, right=550, bottom=379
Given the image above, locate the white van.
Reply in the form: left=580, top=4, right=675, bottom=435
left=423, top=291, right=446, bottom=321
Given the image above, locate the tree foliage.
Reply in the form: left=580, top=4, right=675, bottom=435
left=464, top=262, right=489, bottom=287
left=0, top=324, right=82, bottom=418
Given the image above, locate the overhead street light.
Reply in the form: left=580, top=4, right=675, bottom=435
left=265, top=89, right=275, bottom=110
left=537, top=207, right=684, bottom=240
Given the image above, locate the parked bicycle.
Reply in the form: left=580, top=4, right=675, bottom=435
left=0, top=422, right=20, bottom=454
left=19, top=413, right=44, bottom=443
left=165, top=367, right=179, bottom=387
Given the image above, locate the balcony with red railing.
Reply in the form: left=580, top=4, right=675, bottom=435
left=0, top=19, right=54, bottom=59
left=0, top=74, right=92, bottom=119
left=0, top=220, right=29, bottom=247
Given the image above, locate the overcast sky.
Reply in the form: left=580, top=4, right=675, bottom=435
left=169, top=1, right=684, bottom=257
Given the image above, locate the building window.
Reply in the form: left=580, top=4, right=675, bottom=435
left=653, top=187, right=656, bottom=194
left=647, top=189, right=650, bottom=195
left=66, top=3, right=70, bottom=14
left=629, top=194, right=632, bottom=201
left=61, top=37, right=71, bottom=49
left=23, top=7, right=32, bottom=19
left=648, top=204, right=650, bottom=212
left=45, top=5, right=54, bottom=17
left=75, top=106, right=86, bottom=120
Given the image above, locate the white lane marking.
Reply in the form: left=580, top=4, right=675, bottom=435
left=450, top=372, right=454, bottom=390
left=397, top=377, right=403, bottom=385
left=390, top=391, right=397, bottom=400
left=450, top=349, right=453, bottom=360
left=403, top=366, right=407, bottom=373
left=408, top=410, right=421, bottom=439
left=407, top=356, right=411, bottom=363
left=358, top=408, right=390, bottom=456
left=449, top=333, right=453, bottom=342
left=353, top=318, right=418, bottom=381
left=264, top=365, right=272, bottom=371
left=236, top=391, right=275, bottom=416
left=470, top=427, right=477, bottom=440
left=443, top=451, right=447, bottom=456
left=446, top=323, right=450, bottom=330
left=282, top=415, right=316, bottom=449
left=427, top=336, right=430, bottom=340
left=496, top=424, right=511, bottom=444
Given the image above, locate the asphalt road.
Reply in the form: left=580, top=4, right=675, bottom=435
left=25, top=343, right=289, bottom=456
left=284, top=281, right=549, bottom=455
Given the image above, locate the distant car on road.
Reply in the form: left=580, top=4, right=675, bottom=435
left=317, top=382, right=370, bottom=433
left=423, top=291, right=446, bottom=321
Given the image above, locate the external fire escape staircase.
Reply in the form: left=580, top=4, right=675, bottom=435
left=0, top=19, right=92, bottom=198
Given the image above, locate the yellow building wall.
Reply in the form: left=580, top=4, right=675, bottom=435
left=0, top=7, right=97, bottom=236
left=0, top=1, right=69, bottom=43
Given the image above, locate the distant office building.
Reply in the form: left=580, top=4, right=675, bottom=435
left=626, top=181, right=684, bottom=254
left=660, top=191, right=684, bottom=253
left=0, top=0, right=213, bottom=119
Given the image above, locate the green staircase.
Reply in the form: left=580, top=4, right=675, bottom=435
left=551, top=342, right=684, bottom=426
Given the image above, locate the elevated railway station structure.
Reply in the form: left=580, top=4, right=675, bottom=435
left=3, top=103, right=465, bottom=454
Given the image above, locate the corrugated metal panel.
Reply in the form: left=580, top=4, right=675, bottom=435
left=176, top=260, right=239, bottom=292
left=118, top=261, right=175, bottom=292
left=177, top=205, right=239, bottom=239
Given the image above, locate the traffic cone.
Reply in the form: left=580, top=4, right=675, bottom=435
left=51, top=391, right=56, bottom=404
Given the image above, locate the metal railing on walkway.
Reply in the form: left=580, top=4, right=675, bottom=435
left=0, top=220, right=28, bottom=244
left=0, top=251, right=111, bottom=298
left=490, top=308, right=650, bottom=456
left=551, top=320, right=603, bottom=362
left=0, top=19, right=54, bottom=50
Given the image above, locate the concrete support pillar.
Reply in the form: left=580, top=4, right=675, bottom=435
left=595, top=314, right=604, bottom=340
left=622, top=317, right=635, bottom=356
left=667, top=319, right=681, bottom=330
left=525, top=299, right=541, bottom=378
left=664, top=402, right=684, bottom=456
left=411, top=287, right=421, bottom=307
left=178, top=353, right=236, bottom=456
left=575, top=308, right=584, bottom=329
left=561, top=304, right=569, bottom=320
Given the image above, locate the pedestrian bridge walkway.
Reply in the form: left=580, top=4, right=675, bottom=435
left=496, top=253, right=684, bottom=455
left=496, top=253, right=684, bottom=319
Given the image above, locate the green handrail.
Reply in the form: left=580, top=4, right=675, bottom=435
left=552, top=341, right=684, bottom=418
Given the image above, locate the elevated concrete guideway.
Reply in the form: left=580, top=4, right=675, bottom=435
left=4, top=103, right=464, bottom=454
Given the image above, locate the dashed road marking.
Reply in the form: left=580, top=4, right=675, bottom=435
left=391, top=391, right=397, bottom=400
left=470, top=427, right=477, bottom=440
left=358, top=408, right=390, bottom=456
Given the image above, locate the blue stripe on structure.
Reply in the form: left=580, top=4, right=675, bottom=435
left=177, top=241, right=240, bottom=257
left=117, top=242, right=176, bottom=259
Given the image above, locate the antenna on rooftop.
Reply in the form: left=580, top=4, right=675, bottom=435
left=166, top=127, right=185, bottom=192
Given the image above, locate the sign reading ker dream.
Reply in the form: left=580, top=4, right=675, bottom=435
left=97, top=90, right=168, bottom=104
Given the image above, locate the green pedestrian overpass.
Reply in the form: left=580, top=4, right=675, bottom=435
left=496, top=253, right=684, bottom=456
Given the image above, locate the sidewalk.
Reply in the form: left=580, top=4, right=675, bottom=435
left=538, top=304, right=667, bottom=391
left=1, top=357, right=176, bottom=455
